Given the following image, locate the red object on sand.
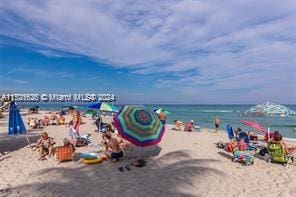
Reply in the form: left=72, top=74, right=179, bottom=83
left=241, top=120, right=268, bottom=134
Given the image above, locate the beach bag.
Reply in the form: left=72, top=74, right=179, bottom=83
left=55, top=146, right=74, bottom=162
left=226, top=141, right=238, bottom=153
left=259, top=148, right=268, bottom=156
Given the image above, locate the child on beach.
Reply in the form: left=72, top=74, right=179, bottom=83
left=103, top=133, right=123, bottom=162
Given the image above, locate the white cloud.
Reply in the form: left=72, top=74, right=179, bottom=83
left=1, top=0, right=296, bottom=102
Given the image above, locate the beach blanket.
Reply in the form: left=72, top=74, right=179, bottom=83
left=233, top=148, right=254, bottom=165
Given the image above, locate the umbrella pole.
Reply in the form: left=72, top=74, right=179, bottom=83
left=99, top=117, right=102, bottom=144
left=25, top=134, right=33, bottom=151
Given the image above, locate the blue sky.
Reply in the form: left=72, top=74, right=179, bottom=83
left=0, top=0, right=295, bottom=104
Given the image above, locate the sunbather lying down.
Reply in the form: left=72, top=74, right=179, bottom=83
left=33, top=132, right=55, bottom=160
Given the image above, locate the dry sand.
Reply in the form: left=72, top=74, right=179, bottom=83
left=0, top=111, right=296, bottom=197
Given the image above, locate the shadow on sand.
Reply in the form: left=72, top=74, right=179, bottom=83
left=0, top=132, right=40, bottom=155
left=3, top=150, right=223, bottom=197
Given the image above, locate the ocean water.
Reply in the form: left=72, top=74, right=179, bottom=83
left=19, top=103, right=296, bottom=139
left=145, top=105, right=296, bottom=139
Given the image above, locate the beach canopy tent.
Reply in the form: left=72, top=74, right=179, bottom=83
left=88, top=102, right=118, bottom=112
left=8, top=102, right=32, bottom=148
left=243, top=102, right=296, bottom=117
left=154, top=108, right=170, bottom=115
left=113, top=105, right=165, bottom=147
left=8, top=102, right=26, bottom=135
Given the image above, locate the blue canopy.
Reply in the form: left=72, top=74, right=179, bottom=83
left=8, top=102, right=26, bottom=135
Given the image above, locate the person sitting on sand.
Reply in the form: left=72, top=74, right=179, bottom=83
left=184, top=120, right=195, bottom=132
left=33, top=132, right=55, bottom=160
left=58, top=115, right=65, bottom=125
left=63, top=138, right=75, bottom=153
left=235, top=128, right=249, bottom=143
left=174, top=120, right=183, bottom=131
left=274, top=132, right=296, bottom=155
left=29, top=118, right=39, bottom=129
left=103, top=133, right=123, bottom=162
left=42, top=115, right=50, bottom=126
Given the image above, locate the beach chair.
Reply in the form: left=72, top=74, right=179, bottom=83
left=69, top=128, right=91, bottom=147
left=268, top=141, right=296, bottom=167
left=226, top=125, right=235, bottom=141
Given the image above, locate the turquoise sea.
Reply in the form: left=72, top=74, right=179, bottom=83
left=20, top=103, right=296, bottom=139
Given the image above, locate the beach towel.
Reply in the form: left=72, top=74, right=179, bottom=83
left=233, top=148, right=254, bottom=165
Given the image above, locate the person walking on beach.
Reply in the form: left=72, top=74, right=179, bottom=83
left=159, top=111, right=167, bottom=125
left=214, top=116, right=221, bottom=132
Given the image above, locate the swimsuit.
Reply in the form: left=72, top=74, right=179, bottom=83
left=111, top=151, right=123, bottom=160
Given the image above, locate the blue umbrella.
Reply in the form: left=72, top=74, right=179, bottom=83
left=88, top=102, right=118, bottom=112
left=8, top=102, right=26, bottom=135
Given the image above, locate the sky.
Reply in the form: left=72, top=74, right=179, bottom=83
left=0, top=0, right=295, bottom=104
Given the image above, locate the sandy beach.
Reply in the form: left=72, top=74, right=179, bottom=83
left=0, top=110, right=296, bottom=197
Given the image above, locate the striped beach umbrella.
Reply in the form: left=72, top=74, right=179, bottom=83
left=113, top=105, right=165, bottom=147
left=88, top=102, right=118, bottom=112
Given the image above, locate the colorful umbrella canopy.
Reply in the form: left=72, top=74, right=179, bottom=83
left=8, top=102, right=26, bottom=135
left=241, top=120, right=268, bottom=134
left=113, top=105, right=165, bottom=147
left=88, top=102, right=118, bottom=112
left=154, top=108, right=170, bottom=115
left=243, top=102, right=296, bottom=117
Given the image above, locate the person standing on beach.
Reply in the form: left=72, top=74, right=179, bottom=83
left=214, top=116, right=221, bottom=132
left=68, top=106, right=81, bottom=132
left=159, top=111, right=167, bottom=125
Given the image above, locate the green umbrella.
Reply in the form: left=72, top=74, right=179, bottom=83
left=113, top=105, right=165, bottom=147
